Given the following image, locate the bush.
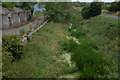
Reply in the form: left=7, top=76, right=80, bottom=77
left=2, top=34, right=24, bottom=60
left=81, top=2, right=102, bottom=19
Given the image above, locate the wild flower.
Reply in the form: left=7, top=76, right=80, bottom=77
left=70, top=23, right=72, bottom=26
left=66, top=36, right=69, bottom=39
left=66, top=36, right=80, bottom=45
left=73, top=29, right=76, bottom=32
left=69, top=26, right=71, bottom=29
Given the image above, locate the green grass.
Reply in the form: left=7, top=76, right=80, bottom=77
left=83, top=16, right=118, bottom=78
left=68, top=14, right=118, bottom=78
left=82, top=15, right=118, bottom=50
left=34, top=12, right=44, bottom=17
left=3, top=8, right=119, bottom=78
left=6, top=22, right=75, bottom=78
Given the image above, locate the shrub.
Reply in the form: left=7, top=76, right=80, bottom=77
left=2, top=34, right=24, bottom=60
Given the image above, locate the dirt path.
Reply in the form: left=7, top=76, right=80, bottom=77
left=101, top=14, right=120, bottom=20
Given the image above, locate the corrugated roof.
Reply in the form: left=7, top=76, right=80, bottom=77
left=0, top=6, right=13, bottom=15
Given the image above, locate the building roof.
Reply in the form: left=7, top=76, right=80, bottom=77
left=34, top=4, right=46, bottom=12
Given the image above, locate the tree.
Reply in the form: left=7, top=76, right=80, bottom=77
left=108, top=1, right=120, bottom=12
left=43, top=2, right=72, bottom=23
left=81, top=2, right=102, bottom=19
left=90, top=2, right=102, bottom=17
left=81, top=5, right=91, bottom=19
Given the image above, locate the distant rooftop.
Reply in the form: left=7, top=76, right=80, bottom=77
left=34, top=4, right=46, bottom=12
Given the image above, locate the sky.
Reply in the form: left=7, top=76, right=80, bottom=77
left=36, top=0, right=116, bottom=2
left=72, top=0, right=115, bottom=2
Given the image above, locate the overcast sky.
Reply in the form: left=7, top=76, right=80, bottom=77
left=36, top=0, right=116, bottom=2
left=72, top=0, right=115, bottom=2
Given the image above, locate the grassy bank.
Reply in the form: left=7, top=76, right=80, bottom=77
left=5, top=22, right=76, bottom=78
left=3, top=8, right=118, bottom=78
left=82, top=15, right=118, bottom=78
left=64, top=14, right=118, bottom=78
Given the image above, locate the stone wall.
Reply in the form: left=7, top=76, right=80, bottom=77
left=0, top=15, right=2, bottom=29
left=1, top=6, right=32, bottom=30
left=2, top=17, right=48, bottom=36
left=19, top=13, right=26, bottom=23
left=2, top=15, right=10, bottom=29
left=11, top=13, right=20, bottom=26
